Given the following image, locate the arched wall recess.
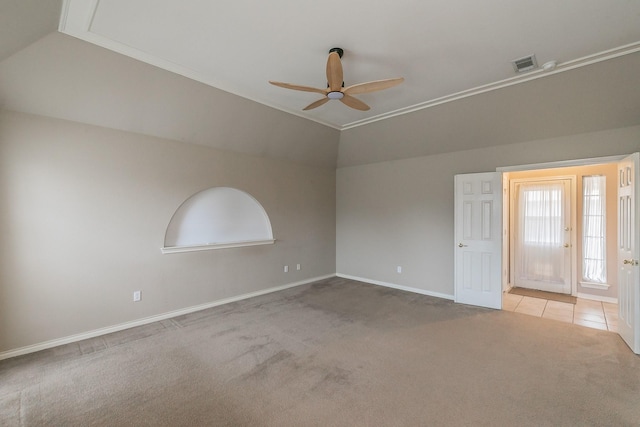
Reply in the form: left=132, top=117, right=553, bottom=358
left=162, top=187, right=275, bottom=254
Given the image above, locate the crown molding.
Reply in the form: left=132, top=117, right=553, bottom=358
left=59, top=1, right=640, bottom=133
left=340, top=41, right=640, bottom=130
left=58, top=0, right=344, bottom=130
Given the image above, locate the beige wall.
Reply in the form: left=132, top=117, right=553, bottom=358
left=2, top=109, right=638, bottom=355
left=0, top=110, right=336, bottom=353
left=0, top=32, right=341, bottom=170
left=508, top=164, right=618, bottom=299
left=337, top=125, right=640, bottom=298
left=338, top=53, right=640, bottom=168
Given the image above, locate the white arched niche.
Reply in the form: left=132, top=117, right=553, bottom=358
left=162, top=187, right=275, bottom=254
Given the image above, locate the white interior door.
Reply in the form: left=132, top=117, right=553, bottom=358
left=454, top=172, right=502, bottom=309
left=512, top=179, right=572, bottom=294
left=617, top=153, right=639, bottom=354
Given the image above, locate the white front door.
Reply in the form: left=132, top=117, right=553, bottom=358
left=617, top=153, right=640, bottom=354
left=454, top=172, right=502, bottom=309
left=512, top=179, right=572, bottom=294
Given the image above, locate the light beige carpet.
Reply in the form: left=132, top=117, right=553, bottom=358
left=1, top=277, right=639, bottom=426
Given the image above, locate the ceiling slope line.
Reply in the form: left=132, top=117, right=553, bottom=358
left=59, top=0, right=638, bottom=132
left=58, top=2, right=344, bottom=131
left=57, top=31, right=344, bottom=130
left=341, top=41, right=640, bottom=131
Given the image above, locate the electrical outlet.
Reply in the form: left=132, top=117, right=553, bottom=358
left=133, top=290, right=141, bottom=302
left=284, top=265, right=289, bottom=273
left=397, top=266, right=402, bottom=274
left=296, top=264, right=301, bottom=271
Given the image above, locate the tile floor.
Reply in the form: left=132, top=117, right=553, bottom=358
left=503, top=292, right=618, bottom=332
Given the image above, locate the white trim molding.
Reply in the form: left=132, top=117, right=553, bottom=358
left=0, top=274, right=334, bottom=361
left=336, top=273, right=454, bottom=301
left=579, top=281, right=610, bottom=291
left=497, top=155, right=627, bottom=173
left=59, top=1, right=640, bottom=131
left=577, top=292, right=618, bottom=305
left=161, top=239, right=275, bottom=254
left=341, top=42, right=640, bottom=130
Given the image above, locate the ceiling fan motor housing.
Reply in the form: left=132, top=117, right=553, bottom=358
left=329, top=47, right=344, bottom=58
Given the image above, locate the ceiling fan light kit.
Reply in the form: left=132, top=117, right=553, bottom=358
left=269, top=48, right=404, bottom=111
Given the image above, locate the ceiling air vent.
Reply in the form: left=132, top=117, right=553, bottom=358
left=511, top=54, right=538, bottom=73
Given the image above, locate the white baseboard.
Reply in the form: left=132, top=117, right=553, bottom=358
left=577, top=292, right=618, bottom=304
left=336, top=273, right=454, bottom=301
left=0, top=274, right=334, bottom=361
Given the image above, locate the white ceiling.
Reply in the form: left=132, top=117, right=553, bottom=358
left=59, top=0, right=640, bottom=130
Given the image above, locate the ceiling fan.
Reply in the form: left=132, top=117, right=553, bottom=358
left=269, top=48, right=404, bottom=111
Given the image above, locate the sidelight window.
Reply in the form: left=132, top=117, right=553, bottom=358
left=582, top=176, right=607, bottom=284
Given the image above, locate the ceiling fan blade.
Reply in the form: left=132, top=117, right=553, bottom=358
left=343, top=77, right=405, bottom=95
left=340, top=94, right=370, bottom=111
left=269, top=81, right=327, bottom=94
left=326, top=52, right=343, bottom=92
left=303, top=97, right=330, bottom=111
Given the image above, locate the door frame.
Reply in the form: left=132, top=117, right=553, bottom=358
left=497, top=154, right=627, bottom=294
left=508, top=176, right=577, bottom=295
left=457, top=153, right=639, bottom=353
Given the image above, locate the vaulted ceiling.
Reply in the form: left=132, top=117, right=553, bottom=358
left=1, top=0, right=640, bottom=168
left=57, top=0, right=640, bottom=130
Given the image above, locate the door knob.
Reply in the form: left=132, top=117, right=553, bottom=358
left=623, top=259, right=639, bottom=266
left=458, top=243, right=468, bottom=248
left=563, top=243, right=570, bottom=248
